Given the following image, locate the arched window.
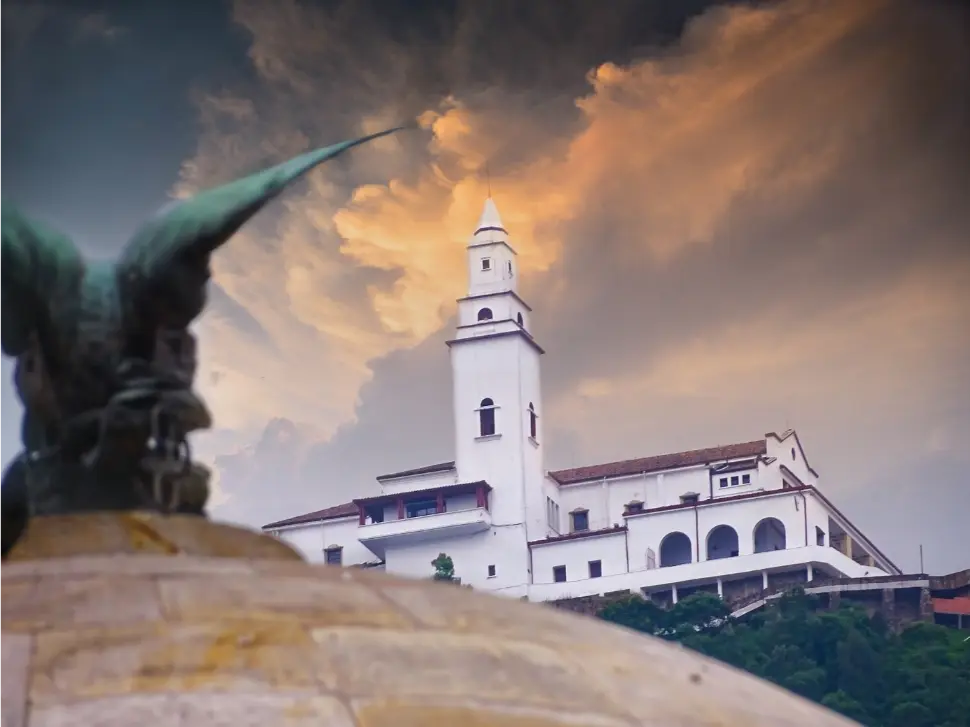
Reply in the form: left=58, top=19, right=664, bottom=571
left=706, top=525, right=740, bottom=560
left=516, top=312, right=524, bottom=327
left=477, top=307, right=493, bottom=322
left=659, top=532, right=692, bottom=567
left=479, top=398, right=496, bottom=436
left=753, top=518, right=787, bottom=553
left=528, top=402, right=538, bottom=440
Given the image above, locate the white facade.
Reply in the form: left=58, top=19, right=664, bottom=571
left=263, top=198, right=900, bottom=605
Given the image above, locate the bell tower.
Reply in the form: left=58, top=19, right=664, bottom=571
left=447, top=198, right=548, bottom=559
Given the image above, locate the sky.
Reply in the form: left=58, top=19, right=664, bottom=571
left=2, top=0, right=968, bottom=574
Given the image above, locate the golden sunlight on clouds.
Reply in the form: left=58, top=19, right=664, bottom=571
left=331, top=101, right=571, bottom=343
left=183, top=0, right=965, bottom=461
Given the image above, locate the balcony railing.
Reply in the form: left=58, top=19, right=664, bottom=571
left=357, top=506, right=492, bottom=558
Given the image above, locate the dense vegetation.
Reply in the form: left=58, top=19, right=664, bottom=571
left=598, top=591, right=970, bottom=727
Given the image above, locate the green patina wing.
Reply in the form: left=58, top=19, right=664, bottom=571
left=1, top=205, right=85, bottom=357
left=116, top=126, right=409, bottom=327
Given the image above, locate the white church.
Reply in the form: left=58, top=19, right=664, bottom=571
left=263, top=199, right=900, bottom=605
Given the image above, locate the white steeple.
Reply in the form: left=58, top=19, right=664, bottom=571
left=475, top=197, right=505, bottom=233
left=447, top=197, right=548, bottom=558
left=464, top=198, right=518, bottom=298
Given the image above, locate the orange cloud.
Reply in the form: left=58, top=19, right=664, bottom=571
left=180, top=0, right=968, bottom=482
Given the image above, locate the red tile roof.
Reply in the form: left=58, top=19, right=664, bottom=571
left=376, top=461, right=455, bottom=481
left=933, top=596, right=970, bottom=616
left=262, top=501, right=358, bottom=530
left=548, top=440, right=768, bottom=485
left=528, top=525, right=627, bottom=547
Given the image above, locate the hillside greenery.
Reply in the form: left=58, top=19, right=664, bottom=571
left=597, top=590, right=970, bottom=727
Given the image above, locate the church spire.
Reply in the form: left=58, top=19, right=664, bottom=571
left=464, top=197, right=518, bottom=297
left=475, top=197, right=506, bottom=235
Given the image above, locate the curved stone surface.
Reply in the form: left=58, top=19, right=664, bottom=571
left=1, top=515, right=858, bottom=726
left=3, top=513, right=302, bottom=562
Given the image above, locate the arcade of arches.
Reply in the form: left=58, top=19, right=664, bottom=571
left=658, top=518, right=788, bottom=568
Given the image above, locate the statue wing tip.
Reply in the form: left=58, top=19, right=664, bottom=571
left=116, top=125, right=413, bottom=326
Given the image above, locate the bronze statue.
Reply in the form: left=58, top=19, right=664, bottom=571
left=0, top=127, right=406, bottom=556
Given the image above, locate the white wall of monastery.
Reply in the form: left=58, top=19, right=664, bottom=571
left=381, top=525, right=530, bottom=598
left=767, top=432, right=818, bottom=486
left=711, top=463, right=763, bottom=499
left=276, top=518, right=376, bottom=566
left=531, top=531, right=629, bottom=586
left=527, top=544, right=886, bottom=602
left=556, top=463, right=764, bottom=533
left=627, top=492, right=811, bottom=566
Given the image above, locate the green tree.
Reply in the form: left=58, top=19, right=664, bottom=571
left=888, top=701, right=934, bottom=727
left=821, top=690, right=872, bottom=725
left=431, top=553, right=455, bottom=581
left=595, top=593, right=970, bottom=727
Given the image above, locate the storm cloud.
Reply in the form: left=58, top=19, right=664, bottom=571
left=4, top=0, right=967, bottom=572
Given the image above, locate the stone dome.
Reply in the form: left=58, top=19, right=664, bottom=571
left=1, top=514, right=856, bottom=726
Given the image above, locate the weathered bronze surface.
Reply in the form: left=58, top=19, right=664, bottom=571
left=2, top=515, right=858, bottom=727
left=1, top=128, right=406, bottom=556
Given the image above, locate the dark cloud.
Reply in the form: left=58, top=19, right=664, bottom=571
left=5, top=0, right=963, bottom=576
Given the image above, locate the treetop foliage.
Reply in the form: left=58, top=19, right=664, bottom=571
left=598, top=590, right=970, bottom=727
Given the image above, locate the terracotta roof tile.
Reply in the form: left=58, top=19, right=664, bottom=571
left=262, top=501, right=358, bottom=529
left=549, top=440, right=767, bottom=486
left=933, top=596, right=970, bottom=616
left=376, top=461, right=455, bottom=481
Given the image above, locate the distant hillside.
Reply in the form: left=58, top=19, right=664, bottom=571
left=597, top=591, right=970, bottom=727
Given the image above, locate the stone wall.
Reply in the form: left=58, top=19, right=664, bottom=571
left=551, top=582, right=943, bottom=629
left=931, top=569, right=970, bottom=594
left=550, top=590, right=632, bottom=617
left=548, top=569, right=969, bottom=630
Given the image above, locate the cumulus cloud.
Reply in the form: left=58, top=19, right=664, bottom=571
left=183, top=0, right=969, bottom=572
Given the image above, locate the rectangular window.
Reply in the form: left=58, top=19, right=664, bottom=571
left=553, top=565, right=567, bottom=583
left=742, top=474, right=751, bottom=484
left=730, top=475, right=739, bottom=486
left=487, top=564, right=496, bottom=577
left=588, top=560, right=602, bottom=578
left=481, top=257, right=491, bottom=271
left=324, top=547, right=342, bottom=566
left=405, top=500, right=437, bottom=518
left=680, top=493, right=699, bottom=505
left=816, top=526, right=825, bottom=546
left=719, top=477, right=728, bottom=488
left=571, top=510, right=589, bottom=532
